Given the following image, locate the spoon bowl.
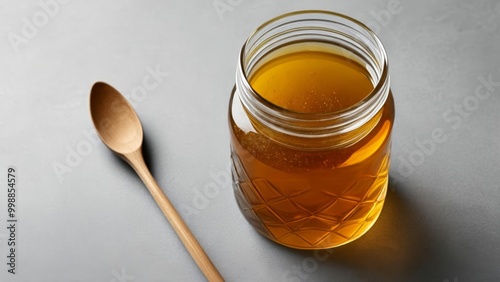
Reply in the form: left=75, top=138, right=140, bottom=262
left=89, top=81, right=223, bottom=281
left=90, top=82, right=143, bottom=155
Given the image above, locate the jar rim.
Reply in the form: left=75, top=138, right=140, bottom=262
left=235, top=10, right=391, bottom=148
left=238, top=10, right=389, bottom=119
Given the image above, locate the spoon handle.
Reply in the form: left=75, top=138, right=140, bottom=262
left=124, top=150, right=224, bottom=282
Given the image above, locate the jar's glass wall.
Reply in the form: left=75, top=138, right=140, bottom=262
left=229, top=11, right=394, bottom=249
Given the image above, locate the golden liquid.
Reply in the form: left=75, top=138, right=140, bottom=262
left=229, top=45, right=394, bottom=249
left=250, top=50, right=373, bottom=113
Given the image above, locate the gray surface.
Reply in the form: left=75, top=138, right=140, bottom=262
left=1, top=0, right=499, bottom=281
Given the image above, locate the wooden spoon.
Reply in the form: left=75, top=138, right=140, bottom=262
left=89, top=81, right=224, bottom=282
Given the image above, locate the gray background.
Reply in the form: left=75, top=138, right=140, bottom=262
left=1, top=0, right=499, bottom=281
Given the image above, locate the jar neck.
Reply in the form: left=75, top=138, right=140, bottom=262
left=235, top=10, right=390, bottom=150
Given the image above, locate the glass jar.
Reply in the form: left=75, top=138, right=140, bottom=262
left=228, top=10, right=394, bottom=249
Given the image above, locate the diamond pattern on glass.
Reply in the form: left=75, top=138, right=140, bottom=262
left=231, top=150, right=390, bottom=249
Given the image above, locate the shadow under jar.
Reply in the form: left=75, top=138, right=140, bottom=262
left=228, top=10, right=394, bottom=250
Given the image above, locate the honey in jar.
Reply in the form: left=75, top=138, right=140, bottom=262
left=229, top=11, right=394, bottom=249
